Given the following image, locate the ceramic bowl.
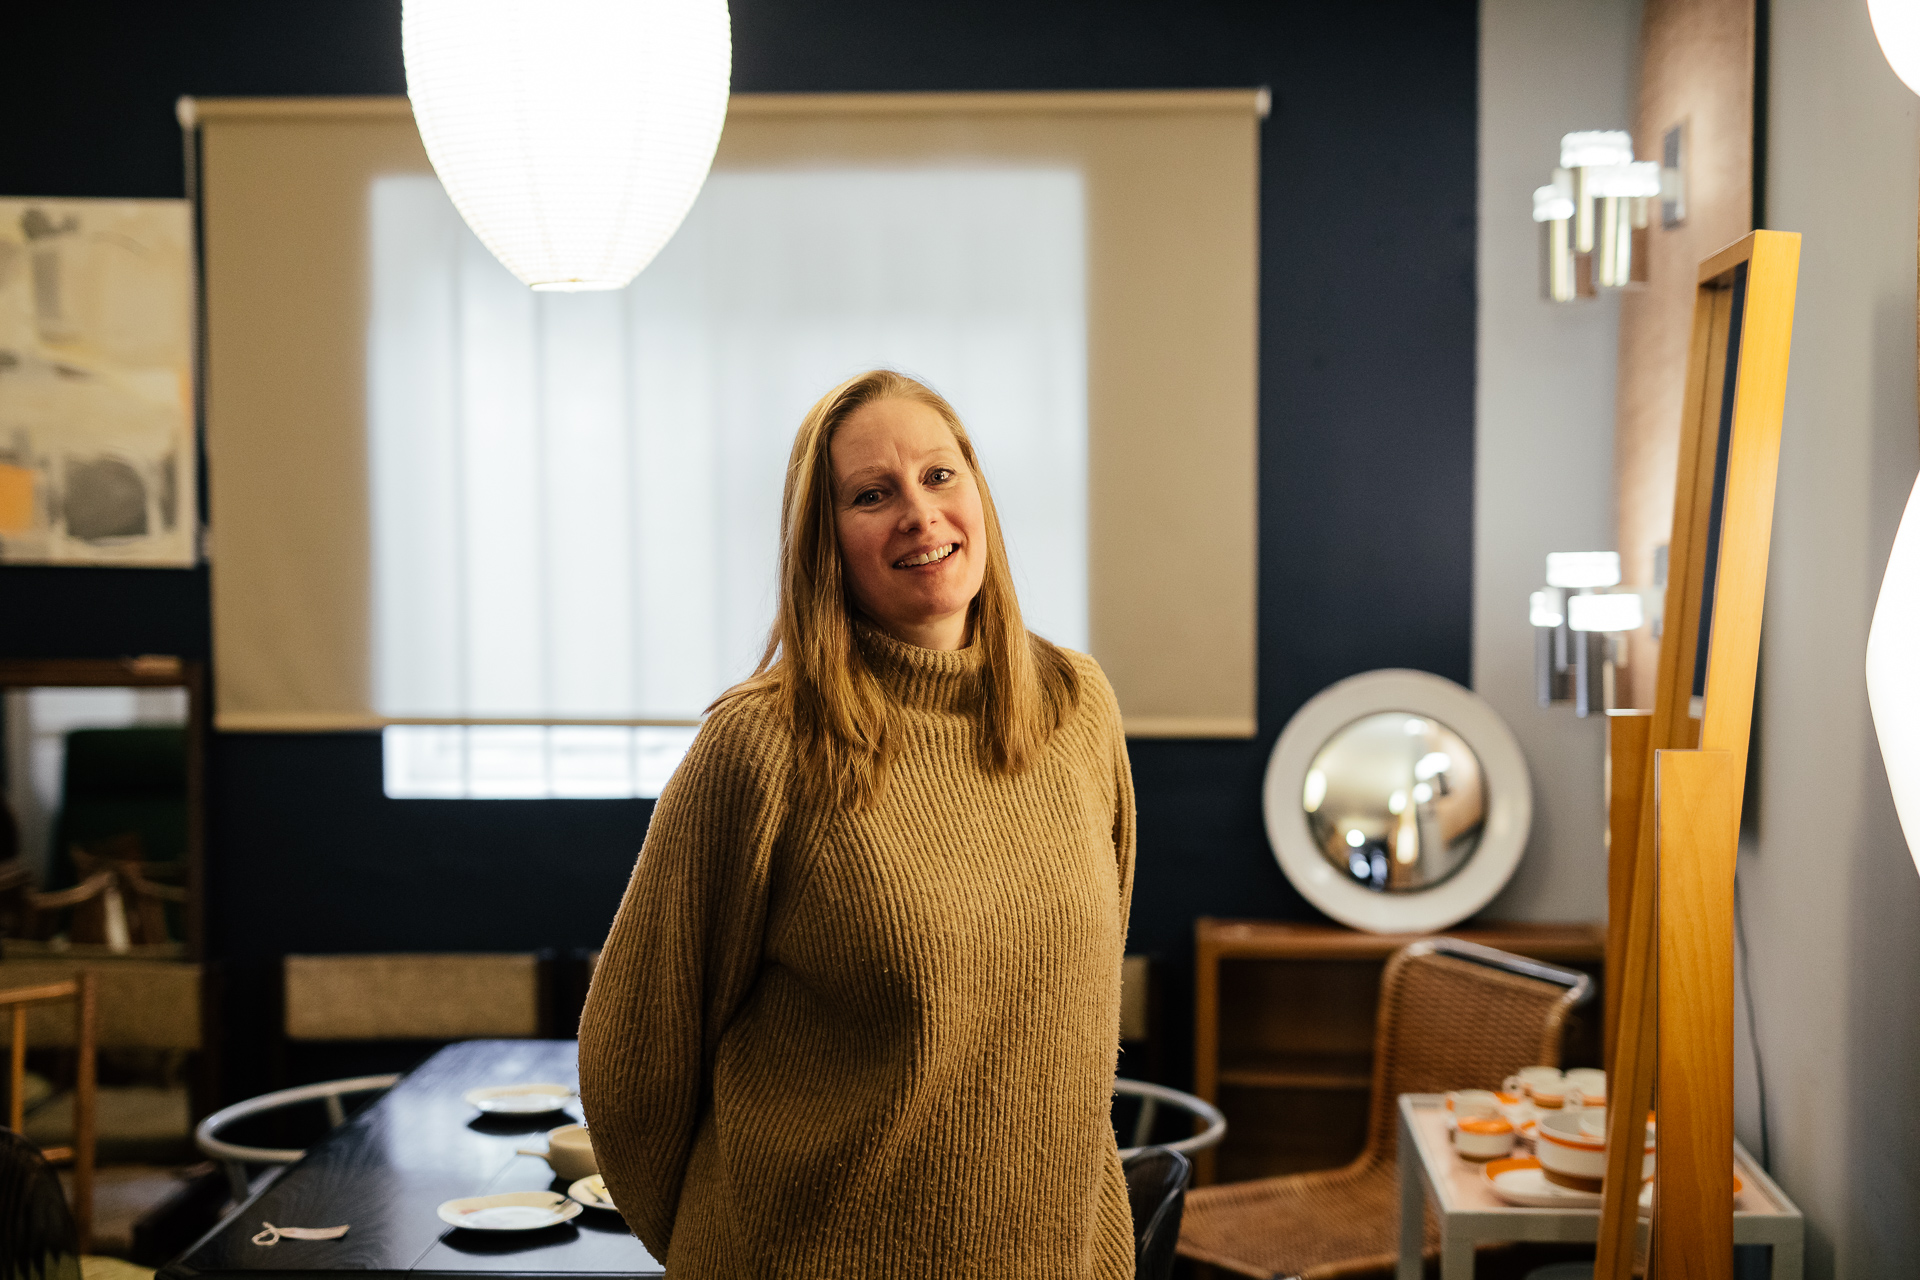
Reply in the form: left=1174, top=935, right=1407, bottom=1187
left=517, top=1123, right=598, bottom=1183
left=1536, top=1107, right=1653, bottom=1192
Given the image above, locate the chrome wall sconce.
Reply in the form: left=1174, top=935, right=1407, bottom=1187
left=1531, top=552, right=1651, bottom=717
left=1532, top=132, right=1668, bottom=302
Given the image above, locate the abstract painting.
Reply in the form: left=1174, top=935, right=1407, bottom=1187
left=0, top=198, right=195, bottom=565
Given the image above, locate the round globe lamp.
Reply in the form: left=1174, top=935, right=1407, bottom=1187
left=402, top=0, right=733, bottom=292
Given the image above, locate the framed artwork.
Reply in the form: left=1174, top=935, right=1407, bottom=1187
left=0, top=198, right=196, bottom=566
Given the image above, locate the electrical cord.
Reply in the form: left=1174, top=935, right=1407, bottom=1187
left=1732, top=871, right=1771, bottom=1173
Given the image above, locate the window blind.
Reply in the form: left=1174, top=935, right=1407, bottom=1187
left=192, top=91, right=1262, bottom=737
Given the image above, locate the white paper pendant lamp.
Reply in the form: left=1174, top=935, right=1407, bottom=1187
left=1867, top=473, right=1920, bottom=879
left=1868, top=0, right=1920, bottom=878
left=1870, top=0, right=1920, bottom=97
left=402, top=0, right=732, bottom=292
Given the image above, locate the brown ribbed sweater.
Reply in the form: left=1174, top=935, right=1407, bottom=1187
left=577, top=625, right=1136, bottom=1279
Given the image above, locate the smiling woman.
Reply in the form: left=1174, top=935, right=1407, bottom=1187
left=832, top=396, right=988, bottom=652
left=578, top=370, right=1138, bottom=1279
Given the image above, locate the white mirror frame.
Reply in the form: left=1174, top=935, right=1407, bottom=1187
left=1263, top=668, right=1532, bottom=933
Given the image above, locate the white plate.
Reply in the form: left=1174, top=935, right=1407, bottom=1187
left=1482, top=1158, right=1602, bottom=1208
left=1482, top=1158, right=1741, bottom=1214
left=437, top=1191, right=583, bottom=1231
left=464, top=1084, right=577, bottom=1115
left=568, top=1174, right=617, bottom=1211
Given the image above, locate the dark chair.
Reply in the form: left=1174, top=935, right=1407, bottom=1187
left=0, top=1129, right=82, bottom=1280
left=1122, top=1145, right=1191, bottom=1280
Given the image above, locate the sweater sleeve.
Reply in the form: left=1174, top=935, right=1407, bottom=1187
left=576, top=697, right=791, bottom=1258
left=1101, top=673, right=1136, bottom=931
left=1070, top=651, right=1136, bottom=929
left=1110, top=698, right=1136, bottom=930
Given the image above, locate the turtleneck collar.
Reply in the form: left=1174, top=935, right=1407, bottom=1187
left=853, top=616, right=986, bottom=713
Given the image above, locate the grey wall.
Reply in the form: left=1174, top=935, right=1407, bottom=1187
left=1475, top=0, right=1640, bottom=922
left=1745, top=0, right=1920, bottom=1273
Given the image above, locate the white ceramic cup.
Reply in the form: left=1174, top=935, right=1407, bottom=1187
left=1564, top=1068, right=1607, bottom=1106
left=518, top=1123, right=598, bottom=1183
left=1445, top=1089, right=1502, bottom=1122
left=1451, top=1114, right=1516, bottom=1162
left=1505, top=1066, right=1566, bottom=1108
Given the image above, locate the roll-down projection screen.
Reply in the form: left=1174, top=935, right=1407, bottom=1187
left=191, top=91, right=1261, bottom=737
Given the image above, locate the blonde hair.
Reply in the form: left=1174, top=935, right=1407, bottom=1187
left=714, top=369, right=1079, bottom=809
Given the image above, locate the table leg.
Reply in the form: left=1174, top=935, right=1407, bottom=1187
left=1398, top=1108, right=1425, bottom=1280
left=1441, top=1233, right=1476, bottom=1280
left=1771, top=1235, right=1803, bottom=1280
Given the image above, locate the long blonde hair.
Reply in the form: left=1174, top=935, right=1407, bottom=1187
left=714, top=369, right=1079, bottom=809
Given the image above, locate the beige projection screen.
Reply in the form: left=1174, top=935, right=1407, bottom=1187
left=192, top=91, right=1261, bottom=737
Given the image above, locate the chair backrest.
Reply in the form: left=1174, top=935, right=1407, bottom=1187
left=1122, top=1145, right=1191, bottom=1280
left=0, top=960, right=199, bottom=1051
left=283, top=953, right=541, bottom=1041
left=0, top=1130, right=80, bottom=1280
left=1357, top=939, right=1590, bottom=1169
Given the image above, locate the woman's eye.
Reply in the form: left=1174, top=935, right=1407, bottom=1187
left=927, top=468, right=954, bottom=485
left=854, top=489, right=883, bottom=506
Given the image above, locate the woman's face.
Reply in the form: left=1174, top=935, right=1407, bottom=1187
left=830, top=397, right=988, bottom=651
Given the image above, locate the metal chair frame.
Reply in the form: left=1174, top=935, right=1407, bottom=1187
left=194, top=1074, right=399, bottom=1204
left=1407, top=937, right=1595, bottom=1007
left=1115, top=1077, right=1226, bottom=1159
left=1123, top=1144, right=1193, bottom=1280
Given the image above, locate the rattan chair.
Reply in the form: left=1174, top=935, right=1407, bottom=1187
left=1177, top=938, right=1592, bottom=1280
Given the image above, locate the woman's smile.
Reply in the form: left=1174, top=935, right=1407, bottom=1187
left=894, top=541, right=960, bottom=569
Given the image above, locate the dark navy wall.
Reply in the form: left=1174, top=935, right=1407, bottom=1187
left=0, top=0, right=1477, bottom=1096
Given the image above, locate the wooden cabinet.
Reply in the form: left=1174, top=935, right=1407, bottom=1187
left=1193, top=918, right=1604, bottom=1184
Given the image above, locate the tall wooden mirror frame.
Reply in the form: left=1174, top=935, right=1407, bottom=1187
left=1596, top=230, right=1800, bottom=1280
left=0, top=655, right=208, bottom=961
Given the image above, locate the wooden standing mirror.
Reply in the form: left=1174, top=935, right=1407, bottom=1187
left=1598, top=230, right=1800, bottom=1280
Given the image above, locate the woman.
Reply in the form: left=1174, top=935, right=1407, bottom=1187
left=579, top=370, right=1136, bottom=1279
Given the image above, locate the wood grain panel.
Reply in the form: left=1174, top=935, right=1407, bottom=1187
left=1603, top=709, right=1651, bottom=1071
left=1598, top=279, right=1733, bottom=1278
left=1652, top=748, right=1739, bottom=1280
left=1615, top=0, right=1755, bottom=709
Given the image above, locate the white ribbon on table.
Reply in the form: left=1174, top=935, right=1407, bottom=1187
left=251, top=1223, right=350, bottom=1246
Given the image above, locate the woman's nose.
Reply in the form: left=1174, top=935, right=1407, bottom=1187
left=899, top=490, right=940, bottom=532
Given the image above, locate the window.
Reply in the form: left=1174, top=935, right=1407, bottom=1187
left=368, top=166, right=1087, bottom=724
left=382, top=724, right=699, bottom=800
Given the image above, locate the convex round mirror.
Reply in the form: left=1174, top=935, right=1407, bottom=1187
left=1304, top=712, right=1486, bottom=893
left=1266, top=670, right=1531, bottom=933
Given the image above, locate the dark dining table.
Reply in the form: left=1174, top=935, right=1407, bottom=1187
left=162, top=1040, right=664, bottom=1280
